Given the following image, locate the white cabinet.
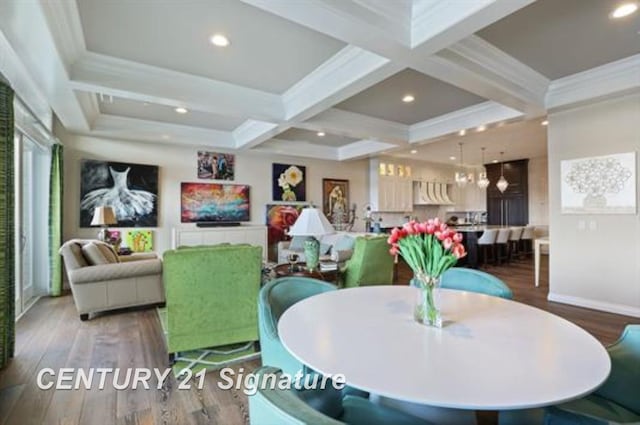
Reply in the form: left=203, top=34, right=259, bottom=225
left=172, top=225, right=268, bottom=260
left=369, top=159, right=413, bottom=212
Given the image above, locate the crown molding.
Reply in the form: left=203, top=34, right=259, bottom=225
left=254, top=138, right=338, bottom=161
left=546, top=54, right=640, bottom=112
left=91, top=114, right=235, bottom=148
left=409, top=101, right=523, bottom=143
left=298, top=108, right=409, bottom=145
left=233, top=119, right=282, bottom=150
left=70, top=52, right=285, bottom=122
left=38, top=0, right=85, bottom=70
left=338, top=140, right=398, bottom=161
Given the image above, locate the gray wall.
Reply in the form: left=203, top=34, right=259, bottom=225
left=548, top=93, right=640, bottom=317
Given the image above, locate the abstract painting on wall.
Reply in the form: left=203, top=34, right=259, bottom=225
left=265, top=204, right=306, bottom=248
left=561, top=152, right=636, bottom=214
left=125, top=230, right=154, bottom=252
left=272, top=163, right=306, bottom=202
left=80, top=159, right=159, bottom=227
left=197, top=151, right=235, bottom=180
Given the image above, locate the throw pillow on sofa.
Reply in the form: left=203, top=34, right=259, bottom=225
left=334, top=235, right=355, bottom=251
left=96, top=243, right=120, bottom=263
left=81, top=242, right=112, bottom=265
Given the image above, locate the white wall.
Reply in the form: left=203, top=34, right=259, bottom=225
left=55, top=126, right=370, bottom=255
left=548, top=93, right=640, bottom=317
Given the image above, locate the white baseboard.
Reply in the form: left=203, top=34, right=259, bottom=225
left=548, top=292, right=640, bottom=318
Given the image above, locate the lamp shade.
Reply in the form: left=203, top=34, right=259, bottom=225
left=288, top=207, right=335, bottom=237
left=90, top=206, right=117, bottom=226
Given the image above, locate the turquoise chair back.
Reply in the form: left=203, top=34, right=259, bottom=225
left=440, top=267, right=513, bottom=299
left=258, top=277, right=336, bottom=375
left=595, top=325, right=640, bottom=414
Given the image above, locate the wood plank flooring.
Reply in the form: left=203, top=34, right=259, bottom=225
left=0, top=255, right=637, bottom=425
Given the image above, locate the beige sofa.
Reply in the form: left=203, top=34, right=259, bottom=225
left=59, top=239, right=165, bottom=320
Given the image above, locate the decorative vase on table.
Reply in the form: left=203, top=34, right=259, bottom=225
left=388, top=218, right=467, bottom=328
left=304, top=238, right=320, bottom=272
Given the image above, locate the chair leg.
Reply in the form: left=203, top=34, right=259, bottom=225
left=80, top=313, right=89, bottom=321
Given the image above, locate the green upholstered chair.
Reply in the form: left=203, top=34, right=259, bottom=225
left=259, top=277, right=337, bottom=375
left=339, top=236, right=394, bottom=288
left=542, top=325, right=640, bottom=425
left=440, top=267, right=513, bottom=299
left=163, top=244, right=262, bottom=359
left=248, top=366, right=433, bottom=425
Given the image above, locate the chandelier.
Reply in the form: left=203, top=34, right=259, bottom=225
left=454, top=142, right=471, bottom=188
left=477, top=147, right=490, bottom=189
left=496, top=151, right=509, bottom=193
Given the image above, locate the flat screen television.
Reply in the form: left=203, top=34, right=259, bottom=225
left=181, top=182, right=250, bottom=224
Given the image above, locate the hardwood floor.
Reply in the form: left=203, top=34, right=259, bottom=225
left=0, top=255, right=637, bottom=424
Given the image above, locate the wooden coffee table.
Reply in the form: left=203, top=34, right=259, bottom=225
left=273, top=262, right=338, bottom=283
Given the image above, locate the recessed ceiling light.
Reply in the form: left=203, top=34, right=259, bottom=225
left=317, top=131, right=325, bottom=137
left=175, top=107, right=188, bottom=114
left=449, top=156, right=456, bottom=160
left=492, top=159, right=499, bottom=163
left=210, top=34, right=230, bottom=47
left=477, top=125, right=487, bottom=132
left=402, top=94, right=415, bottom=103
left=410, top=149, right=418, bottom=154
left=459, top=129, right=466, bottom=136
left=541, top=120, right=549, bottom=126
left=611, top=2, right=638, bottom=18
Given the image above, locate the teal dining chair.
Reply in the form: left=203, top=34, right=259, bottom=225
left=440, top=267, right=513, bottom=299
left=248, top=366, right=434, bottom=425
left=543, top=324, right=640, bottom=425
left=258, top=277, right=337, bottom=375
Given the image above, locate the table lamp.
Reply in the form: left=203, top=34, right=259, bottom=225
left=288, top=206, right=335, bottom=272
left=90, top=206, right=117, bottom=242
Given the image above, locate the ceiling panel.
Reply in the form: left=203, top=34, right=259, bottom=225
left=477, top=0, right=640, bottom=79
left=277, top=128, right=359, bottom=147
left=392, top=119, right=547, bottom=165
left=335, top=69, right=486, bottom=125
left=77, top=0, right=345, bottom=94
left=99, top=97, right=245, bottom=131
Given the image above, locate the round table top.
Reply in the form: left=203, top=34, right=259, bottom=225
left=278, top=286, right=610, bottom=410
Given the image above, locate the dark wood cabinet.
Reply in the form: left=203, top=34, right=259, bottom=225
left=485, top=159, right=528, bottom=226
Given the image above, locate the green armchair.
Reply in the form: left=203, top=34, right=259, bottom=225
left=259, top=277, right=337, bottom=375
left=163, top=244, right=262, bottom=358
left=248, top=366, right=433, bottom=425
left=339, top=236, right=394, bottom=288
left=543, top=325, right=640, bottom=424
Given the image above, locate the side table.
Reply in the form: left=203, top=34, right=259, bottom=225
left=273, top=262, right=338, bottom=284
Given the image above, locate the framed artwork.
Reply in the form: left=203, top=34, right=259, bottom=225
left=80, top=159, right=158, bottom=227
left=265, top=204, right=306, bottom=248
left=322, top=179, right=349, bottom=223
left=197, top=151, right=234, bottom=180
left=272, top=163, right=306, bottom=202
left=125, top=230, right=154, bottom=252
left=561, top=152, right=636, bottom=214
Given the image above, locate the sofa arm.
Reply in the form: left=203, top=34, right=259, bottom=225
left=119, top=253, right=158, bottom=262
left=69, top=259, right=162, bottom=284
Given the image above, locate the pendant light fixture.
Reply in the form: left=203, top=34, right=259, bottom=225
left=477, top=147, right=490, bottom=189
left=496, top=151, right=509, bottom=193
left=454, top=142, right=469, bottom=188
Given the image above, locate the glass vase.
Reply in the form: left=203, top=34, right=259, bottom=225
left=411, top=273, right=442, bottom=328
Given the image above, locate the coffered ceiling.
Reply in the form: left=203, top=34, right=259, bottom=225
left=1, top=0, right=638, bottom=163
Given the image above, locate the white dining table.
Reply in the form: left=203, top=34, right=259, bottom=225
left=278, top=286, right=610, bottom=423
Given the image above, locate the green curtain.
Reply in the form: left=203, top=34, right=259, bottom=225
left=49, top=144, right=63, bottom=296
left=0, top=81, right=15, bottom=368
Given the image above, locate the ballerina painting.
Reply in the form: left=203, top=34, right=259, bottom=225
left=80, top=160, right=159, bottom=227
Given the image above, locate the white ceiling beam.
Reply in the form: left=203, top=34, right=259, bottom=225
left=338, top=140, right=399, bottom=161
left=409, top=101, right=523, bottom=143
left=0, top=0, right=91, bottom=131
left=253, top=138, right=338, bottom=161
left=91, top=114, right=236, bottom=148
left=297, top=108, right=409, bottom=145
left=233, top=119, right=283, bottom=150
left=546, top=54, right=640, bottom=112
left=69, top=52, right=285, bottom=123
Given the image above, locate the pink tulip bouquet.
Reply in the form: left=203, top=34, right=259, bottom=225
left=388, top=218, right=466, bottom=327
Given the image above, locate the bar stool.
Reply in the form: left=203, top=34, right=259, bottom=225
left=476, top=229, right=498, bottom=267
left=508, top=227, right=524, bottom=261
left=519, top=226, right=535, bottom=258
left=495, top=228, right=511, bottom=265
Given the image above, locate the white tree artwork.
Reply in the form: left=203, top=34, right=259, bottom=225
left=561, top=152, right=636, bottom=214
